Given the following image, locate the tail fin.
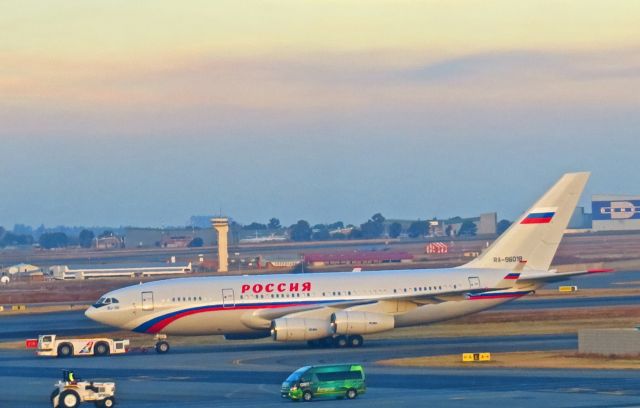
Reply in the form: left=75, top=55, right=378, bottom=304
left=464, top=172, right=590, bottom=271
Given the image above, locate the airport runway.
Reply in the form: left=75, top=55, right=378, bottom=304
left=2, top=293, right=640, bottom=342
left=2, top=334, right=640, bottom=407
left=2, top=292, right=640, bottom=407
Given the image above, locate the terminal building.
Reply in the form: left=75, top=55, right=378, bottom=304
left=50, top=262, right=192, bottom=280
left=124, top=227, right=217, bottom=248
left=591, top=195, right=640, bottom=232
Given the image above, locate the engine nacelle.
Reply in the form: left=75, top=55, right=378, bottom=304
left=270, top=318, right=332, bottom=342
left=331, top=311, right=395, bottom=335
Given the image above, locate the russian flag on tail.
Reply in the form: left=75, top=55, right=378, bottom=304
left=520, top=207, right=557, bottom=224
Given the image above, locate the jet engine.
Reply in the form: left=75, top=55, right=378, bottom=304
left=270, top=318, right=332, bottom=342
left=330, top=311, right=395, bottom=335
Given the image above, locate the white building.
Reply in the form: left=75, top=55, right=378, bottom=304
left=3, top=263, right=41, bottom=275
left=50, top=263, right=192, bottom=280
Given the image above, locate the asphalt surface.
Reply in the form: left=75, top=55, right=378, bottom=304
left=2, top=334, right=640, bottom=407
left=2, top=293, right=639, bottom=342
left=2, top=293, right=640, bottom=407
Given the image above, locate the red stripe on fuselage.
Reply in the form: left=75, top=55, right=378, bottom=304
left=145, top=303, right=307, bottom=333
left=468, top=293, right=528, bottom=300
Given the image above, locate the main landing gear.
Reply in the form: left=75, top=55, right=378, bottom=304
left=154, top=334, right=170, bottom=354
left=307, top=335, right=364, bottom=348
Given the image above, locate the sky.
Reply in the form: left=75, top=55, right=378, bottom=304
left=1, top=1, right=639, bottom=228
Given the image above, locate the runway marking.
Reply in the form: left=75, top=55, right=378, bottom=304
left=598, top=390, right=626, bottom=396
left=224, top=388, right=241, bottom=399
left=259, top=384, right=280, bottom=395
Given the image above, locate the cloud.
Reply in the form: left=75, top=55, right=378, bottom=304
left=403, top=49, right=640, bottom=82
left=1, top=47, right=639, bottom=138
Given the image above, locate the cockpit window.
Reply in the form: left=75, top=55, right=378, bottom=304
left=92, top=296, right=118, bottom=308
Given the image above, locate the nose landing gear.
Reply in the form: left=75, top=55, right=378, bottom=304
left=154, top=334, right=170, bottom=354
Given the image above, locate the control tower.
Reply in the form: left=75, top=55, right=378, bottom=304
left=211, top=217, right=229, bottom=272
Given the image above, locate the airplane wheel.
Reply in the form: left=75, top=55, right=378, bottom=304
left=155, top=341, right=170, bottom=354
left=335, top=335, right=348, bottom=348
left=348, top=335, right=363, bottom=348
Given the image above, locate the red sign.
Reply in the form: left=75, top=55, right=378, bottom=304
left=241, top=281, right=311, bottom=294
left=25, top=339, right=38, bottom=349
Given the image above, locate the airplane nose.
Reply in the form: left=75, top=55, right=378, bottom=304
left=84, top=306, right=98, bottom=321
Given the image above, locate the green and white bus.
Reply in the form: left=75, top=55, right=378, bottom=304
left=281, top=364, right=366, bottom=402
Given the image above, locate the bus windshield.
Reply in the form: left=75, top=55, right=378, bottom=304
left=286, top=366, right=309, bottom=382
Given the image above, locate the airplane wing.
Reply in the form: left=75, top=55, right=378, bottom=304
left=240, top=267, right=614, bottom=330
left=517, top=268, right=613, bottom=284
left=241, top=286, right=485, bottom=330
left=240, top=299, right=376, bottom=329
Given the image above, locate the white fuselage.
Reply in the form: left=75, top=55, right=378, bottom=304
left=85, top=267, right=534, bottom=336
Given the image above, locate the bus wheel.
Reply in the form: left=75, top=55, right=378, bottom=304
left=303, top=391, right=313, bottom=402
left=335, top=335, right=348, bottom=348
left=346, top=388, right=358, bottom=399
left=348, top=335, right=363, bottom=348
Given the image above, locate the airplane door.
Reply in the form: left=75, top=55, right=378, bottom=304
left=222, top=289, right=235, bottom=308
left=468, top=277, right=481, bottom=289
left=141, top=291, right=154, bottom=311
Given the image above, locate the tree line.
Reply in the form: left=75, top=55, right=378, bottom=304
left=0, top=216, right=513, bottom=248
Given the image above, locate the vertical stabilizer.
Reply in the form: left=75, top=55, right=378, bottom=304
left=464, top=172, right=590, bottom=271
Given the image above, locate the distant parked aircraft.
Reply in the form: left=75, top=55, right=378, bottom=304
left=239, top=233, right=287, bottom=244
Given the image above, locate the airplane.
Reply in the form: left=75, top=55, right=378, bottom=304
left=86, top=172, right=611, bottom=353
